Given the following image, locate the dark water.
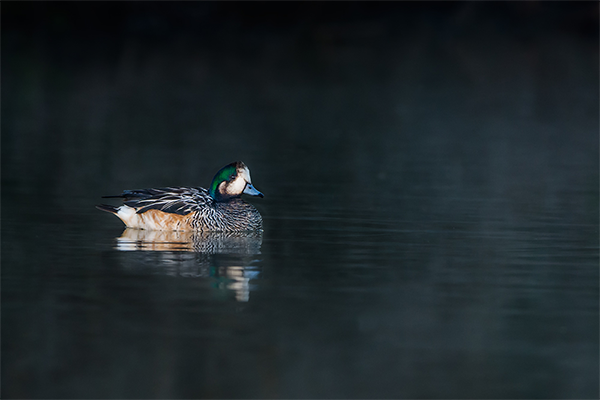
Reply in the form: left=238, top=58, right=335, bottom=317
left=2, top=3, right=599, bottom=398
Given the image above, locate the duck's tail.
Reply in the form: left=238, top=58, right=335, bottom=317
left=96, top=204, right=119, bottom=214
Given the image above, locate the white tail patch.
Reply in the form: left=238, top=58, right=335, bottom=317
left=116, top=205, right=141, bottom=228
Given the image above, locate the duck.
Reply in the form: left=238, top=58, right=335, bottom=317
left=96, top=161, right=263, bottom=231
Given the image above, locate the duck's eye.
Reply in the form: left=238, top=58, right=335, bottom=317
left=229, top=174, right=236, bottom=181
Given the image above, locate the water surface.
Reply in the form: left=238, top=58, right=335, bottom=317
left=2, top=3, right=599, bottom=398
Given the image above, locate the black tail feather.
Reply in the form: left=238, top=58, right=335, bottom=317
left=96, top=204, right=119, bottom=214
left=102, top=189, right=155, bottom=200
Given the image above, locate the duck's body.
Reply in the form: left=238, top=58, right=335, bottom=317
left=97, top=161, right=263, bottom=232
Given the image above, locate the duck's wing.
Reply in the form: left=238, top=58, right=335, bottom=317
left=106, top=187, right=212, bottom=215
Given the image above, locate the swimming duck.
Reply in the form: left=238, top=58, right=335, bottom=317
left=97, top=161, right=263, bottom=231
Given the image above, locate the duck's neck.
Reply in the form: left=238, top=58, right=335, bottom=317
left=210, top=184, right=238, bottom=202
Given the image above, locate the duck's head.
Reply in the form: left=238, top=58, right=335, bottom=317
left=209, top=161, right=264, bottom=201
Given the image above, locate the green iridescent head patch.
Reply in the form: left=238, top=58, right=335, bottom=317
left=209, top=163, right=238, bottom=199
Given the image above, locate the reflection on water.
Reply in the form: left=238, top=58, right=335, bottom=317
left=222, top=265, right=260, bottom=302
left=116, top=228, right=262, bottom=302
left=115, top=228, right=262, bottom=254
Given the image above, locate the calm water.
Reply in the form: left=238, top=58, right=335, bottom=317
left=3, top=3, right=599, bottom=398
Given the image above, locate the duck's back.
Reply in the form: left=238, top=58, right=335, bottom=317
left=121, top=187, right=212, bottom=215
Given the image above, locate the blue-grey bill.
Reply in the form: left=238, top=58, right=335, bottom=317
left=243, top=183, right=264, bottom=198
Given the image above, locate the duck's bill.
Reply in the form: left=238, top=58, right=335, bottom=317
left=243, top=183, right=264, bottom=198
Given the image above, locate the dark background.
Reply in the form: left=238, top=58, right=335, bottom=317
left=2, top=2, right=599, bottom=399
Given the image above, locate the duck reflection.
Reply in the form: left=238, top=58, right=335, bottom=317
left=116, top=228, right=262, bottom=253
left=114, top=229, right=262, bottom=302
